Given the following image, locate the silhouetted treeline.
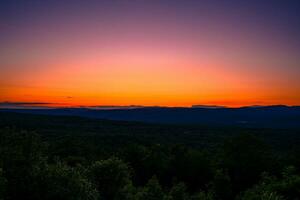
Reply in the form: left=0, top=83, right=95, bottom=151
left=1, top=127, right=300, bottom=200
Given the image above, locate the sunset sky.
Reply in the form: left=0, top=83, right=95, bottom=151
left=1, top=0, right=300, bottom=107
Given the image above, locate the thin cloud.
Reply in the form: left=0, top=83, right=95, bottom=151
left=89, top=105, right=144, bottom=110
left=0, top=101, right=53, bottom=106
left=0, top=101, right=57, bottom=108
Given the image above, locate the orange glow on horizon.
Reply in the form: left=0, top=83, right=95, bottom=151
left=1, top=54, right=299, bottom=108
left=1, top=1, right=300, bottom=107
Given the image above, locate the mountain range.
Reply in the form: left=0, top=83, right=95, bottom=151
left=1, top=105, right=300, bottom=128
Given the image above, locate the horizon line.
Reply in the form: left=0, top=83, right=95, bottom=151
left=0, top=101, right=299, bottom=110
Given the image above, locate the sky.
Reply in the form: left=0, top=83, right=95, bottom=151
left=1, top=0, right=300, bottom=107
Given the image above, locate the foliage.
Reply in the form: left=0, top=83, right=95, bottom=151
left=34, top=163, right=99, bottom=200
left=0, top=112, right=299, bottom=200
left=0, top=128, right=45, bottom=199
left=241, top=190, right=285, bottom=200
left=136, top=176, right=166, bottom=200
left=210, top=169, right=232, bottom=200
left=168, top=182, right=189, bottom=200
left=240, top=166, right=300, bottom=200
left=216, top=134, right=276, bottom=192
left=0, top=169, right=6, bottom=200
left=89, top=157, right=131, bottom=200
left=190, top=191, right=215, bottom=200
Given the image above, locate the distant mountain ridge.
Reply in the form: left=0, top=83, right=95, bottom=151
left=1, top=105, right=300, bottom=128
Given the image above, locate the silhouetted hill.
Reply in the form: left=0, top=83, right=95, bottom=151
left=1, top=111, right=299, bottom=151
left=1, top=105, right=300, bottom=128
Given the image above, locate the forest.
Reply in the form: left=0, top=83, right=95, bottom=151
left=0, top=111, right=300, bottom=200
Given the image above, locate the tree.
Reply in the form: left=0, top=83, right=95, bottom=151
left=143, top=144, right=170, bottom=186
left=116, top=183, right=139, bottom=200
left=169, top=146, right=213, bottom=191
left=34, top=163, right=99, bottom=200
left=190, top=191, right=214, bottom=200
left=89, top=157, right=131, bottom=200
left=241, top=190, right=285, bottom=200
left=185, top=150, right=212, bottom=191
left=210, top=169, right=232, bottom=200
left=168, top=182, right=189, bottom=200
left=217, top=134, right=275, bottom=193
left=136, top=176, right=166, bottom=200
left=122, top=144, right=148, bottom=185
left=0, top=128, right=45, bottom=200
left=239, top=166, right=300, bottom=200
left=0, top=169, right=6, bottom=200
left=266, top=166, right=300, bottom=199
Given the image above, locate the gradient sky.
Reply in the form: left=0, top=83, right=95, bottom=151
left=1, top=0, right=300, bottom=107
